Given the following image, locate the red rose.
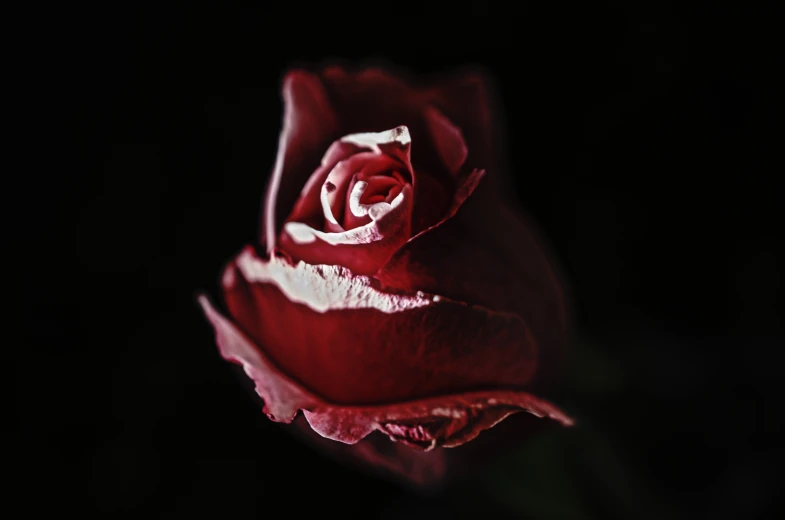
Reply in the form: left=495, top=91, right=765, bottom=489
left=199, top=64, right=572, bottom=477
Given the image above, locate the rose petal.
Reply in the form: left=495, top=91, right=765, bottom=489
left=320, top=67, right=428, bottom=142
left=279, top=126, right=416, bottom=274
left=284, top=140, right=361, bottom=230
left=426, top=69, right=499, bottom=181
left=289, top=411, right=557, bottom=490
left=320, top=65, right=494, bottom=179
left=264, top=66, right=505, bottom=239
left=280, top=184, right=413, bottom=276
left=285, top=125, right=412, bottom=232
left=340, top=125, right=413, bottom=172
left=320, top=68, right=459, bottom=228
left=416, top=168, right=485, bottom=237
left=216, top=246, right=539, bottom=405
left=288, top=416, right=448, bottom=490
left=423, top=105, right=468, bottom=177
left=198, top=290, right=573, bottom=450
left=262, top=70, right=340, bottom=251
left=377, top=193, right=571, bottom=387
left=303, top=391, right=573, bottom=449
left=199, top=291, right=319, bottom=422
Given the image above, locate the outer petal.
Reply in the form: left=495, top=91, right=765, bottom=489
left=318, top=66, right=521, bottom=229
left=423, top=105, right=468, bottom=178
left=289, top=410, right=556, bottom=490
left=262, top=71, right=340, bottom=252
left=377, top=191, right=571, bottom=388
left=288, top=416, right=447, bottom=489
left=216, top=246, right=538, bottom=404
left=198, top=291, right=573, bottom=451
left=320, top=67, right=430, bottom=148
left=282, top=139, right=362, bottom=230
left=424, top=69, right=499, bottom=179
left=320, top=65, right=498, bottom=180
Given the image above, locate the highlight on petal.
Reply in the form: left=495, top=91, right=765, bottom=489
left=231, top=243, right=428, bottom=314
left=318, top=64, right=496, bottom=180
left=340, top=125, right=412, bottom=172
left=317, top=65, right=470, bottom=209
left=303, top=390, right=573, bottom=450
left=199, top=293, right=319, bottom=422
left=278, top=126, right=417, bottom=276
left=320, top=66, right=425, bottom=139
left=285, top=140, right=365, bottom=229
left=280, top=184, right=412, bottom=276
left=198, top=288, right=573, bottom=450
left=319, top=181, right=341, bottom=227
left=200, top=64, right=575, bottom=491
left=263, top=70, right=339, bottom=252
left=216, top=245, right=541, bottom=406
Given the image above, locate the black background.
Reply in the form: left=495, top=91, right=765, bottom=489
left=21, top=4, right=781, bottom=519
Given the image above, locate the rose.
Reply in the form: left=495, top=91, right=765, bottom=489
left=199, top=64, right=572, bottom=472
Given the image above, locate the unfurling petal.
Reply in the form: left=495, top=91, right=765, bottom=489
left=280, top=184, right=413, bottom=276
left=263, top=71, right=339, bottom=251
left=216, top=246, right=538, bottom=404
left=279, top=127, right=416, bottom=275
left=378, top=194, right=571, bottom=386
left=199, top=285, right=572, bottom=449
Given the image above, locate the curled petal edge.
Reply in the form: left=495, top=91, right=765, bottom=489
left=198, top=294, right=574, bottom=450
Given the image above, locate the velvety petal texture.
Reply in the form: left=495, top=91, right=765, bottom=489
left=200, top=63, right=573, bottom=486
left=278, top=126, right=415, bottom=276
left=217, top=246, right=539, bottom=405
left=263, top=65, right=502, bottom=247
left=263, top=71, right=339, bottom=252
left=377, top=192, right=571, bottom=386
left=199, top=249, right=572, bottom=450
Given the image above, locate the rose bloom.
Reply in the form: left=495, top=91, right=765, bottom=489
left=199, top=64, right=573, bottom=487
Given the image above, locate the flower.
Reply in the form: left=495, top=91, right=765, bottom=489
left=199, top=63, right=573, bottom=480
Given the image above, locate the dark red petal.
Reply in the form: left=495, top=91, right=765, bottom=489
left=402, top=166, right=485, bottom=242
left=288, top=416, right=448, bottom=489
left=262, top=70, right=340, bottom=251
left=423, top=106, right=468, bottom=177
left=284, top=140, right=361, bottom=229
left=279, top=127, right=416, bottom=275
left=216, top=246, right=539, bottom=405
left=199, top=293, right=319, bottom=422
left=320, top=68, right=454, bottom=195
left=377, top=190, right=571, bottom=388
left=319, top=66, right=495, bottom=180
left=320, top=67, right=427, bottom=139
left=198, top=292, right=573, bottom=449
left=290, top=407, right=560, bottom=490
left=303, top=391, right=572, bottom=448
left=279, top=184, right=413, bottom=276
left=320, top=66, right=496, bottom=232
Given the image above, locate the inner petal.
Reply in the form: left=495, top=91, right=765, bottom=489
left=321, top=152, right=377, bottom=227
left=321, top=152, right=408, bottom=232
left=319, top=181, right=344, bottom=232
left=342, top=171, right=408, bottom=230
left=361, top=175, right=401, bottom=204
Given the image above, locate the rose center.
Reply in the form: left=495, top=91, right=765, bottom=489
left=320, top=155, right=410, bottom=232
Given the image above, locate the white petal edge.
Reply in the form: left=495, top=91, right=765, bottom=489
left=232, top=243, right=433, bottom=314
left=284, top=184, right=411, bottom=247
